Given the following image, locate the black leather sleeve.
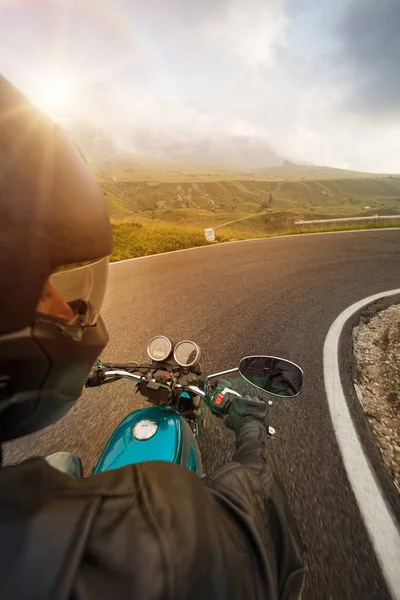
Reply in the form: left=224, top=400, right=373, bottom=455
left=204, top=418, right=305, bottom=600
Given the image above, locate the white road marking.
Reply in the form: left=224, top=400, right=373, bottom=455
left=323, top=290, right=400, bottom=600
left=110, top=227, right=400, bottom=265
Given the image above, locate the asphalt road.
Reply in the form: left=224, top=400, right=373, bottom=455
left=4, top=229, right=400, bottom=600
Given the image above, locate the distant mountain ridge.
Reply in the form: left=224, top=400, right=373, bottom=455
left=66, top=119, right=283, bottom=167
left=65, top=119, right=400, bottom=180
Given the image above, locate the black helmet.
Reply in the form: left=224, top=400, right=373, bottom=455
left=0, top=77, right=113, bottom=442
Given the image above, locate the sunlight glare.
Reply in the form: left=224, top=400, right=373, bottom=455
left=31, top=75, right=76, bottom=117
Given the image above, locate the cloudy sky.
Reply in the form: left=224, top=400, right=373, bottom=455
left=1, top=0, right=399, bottom=171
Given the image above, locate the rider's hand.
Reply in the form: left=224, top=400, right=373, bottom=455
left=225, top=395, right=268, bottom=434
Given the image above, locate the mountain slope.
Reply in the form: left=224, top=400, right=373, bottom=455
left=99, top=174, right=400, bottom=217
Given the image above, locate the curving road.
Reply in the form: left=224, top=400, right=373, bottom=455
left=4, top=229, right=400, bottom=600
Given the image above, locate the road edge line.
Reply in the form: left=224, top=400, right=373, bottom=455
left=323, top=290, right=400, bottom=600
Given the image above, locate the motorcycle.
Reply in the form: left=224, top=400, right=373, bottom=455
left=86, top=336, right=303, bottom=476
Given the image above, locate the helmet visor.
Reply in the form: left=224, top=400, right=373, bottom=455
left=37, top=256, right=108, bottom=330
left=50, top=256, right=109, bottom=317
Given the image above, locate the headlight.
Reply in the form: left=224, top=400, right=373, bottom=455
left=173, top=340, right=201, bottom=368
left=147, top=336, right=173, bottom=362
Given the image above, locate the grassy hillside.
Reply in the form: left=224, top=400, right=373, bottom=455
left=100, top=176, right=400, bottom=219
left=88, top=158, right=400, bottom=260
left=111, top=220, right=211, bottom=261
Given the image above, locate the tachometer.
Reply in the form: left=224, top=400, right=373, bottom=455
left=174, top=340, right=201, bottom=368
left=147, top=336, right=173, bottom=362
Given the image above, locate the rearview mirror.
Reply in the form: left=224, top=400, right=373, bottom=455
left=239, top=356, right=303, bottom=397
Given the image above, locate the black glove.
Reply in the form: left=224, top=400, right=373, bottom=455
left=225, top=394, right=269, bottom=434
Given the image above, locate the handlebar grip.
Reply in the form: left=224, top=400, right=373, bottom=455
left=102, top=362, right=139, bottom=370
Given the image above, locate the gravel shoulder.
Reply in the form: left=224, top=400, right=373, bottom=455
left=353, top=303, right=400, bottom=491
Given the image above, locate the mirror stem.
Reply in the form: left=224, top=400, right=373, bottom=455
left=206, top=367, right=239, bottom=380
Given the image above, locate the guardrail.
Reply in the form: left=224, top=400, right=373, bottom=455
left=295, top=215, right=400, bottom=226
left=204, top=215, right=400, bottom=241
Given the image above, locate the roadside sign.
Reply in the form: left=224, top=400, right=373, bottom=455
left=204, top=228, right=215, bottom=242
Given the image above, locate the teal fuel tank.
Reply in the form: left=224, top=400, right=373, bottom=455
left=93, top=405, right=202, bottom=475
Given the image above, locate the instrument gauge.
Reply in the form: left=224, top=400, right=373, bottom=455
left=147, top=336, right=173, bottom=362
left=174, top=340, right=201, bottom=368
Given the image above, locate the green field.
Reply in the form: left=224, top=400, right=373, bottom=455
left=89, top=159, right=400, bottom=260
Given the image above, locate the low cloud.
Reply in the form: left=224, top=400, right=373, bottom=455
left=1, top=0, right=399, bottom=171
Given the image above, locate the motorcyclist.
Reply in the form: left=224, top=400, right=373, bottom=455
left=0, top=76, right=305, bottom=600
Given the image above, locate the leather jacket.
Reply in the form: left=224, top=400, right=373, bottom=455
left=0, top=419, right=305, bottom=600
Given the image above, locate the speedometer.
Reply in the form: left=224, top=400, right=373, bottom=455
left=173, top=340, right=201, bottom=368
left=147, top=336, right=173, bottom=362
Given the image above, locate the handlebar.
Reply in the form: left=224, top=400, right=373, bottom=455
left=103, top=369, right=141, bottom=382
left=86, top=364, right=276, bottom=435
left=100, top=368, right=207, bottom=399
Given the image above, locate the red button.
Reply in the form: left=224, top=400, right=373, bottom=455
left=215, top=394, right=224, bottom=405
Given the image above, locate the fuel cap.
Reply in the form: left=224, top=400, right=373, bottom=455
left=132, top=420, right=158, bottom=441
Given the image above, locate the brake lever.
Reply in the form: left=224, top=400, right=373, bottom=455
left=85, top=363, right=106, bottom=387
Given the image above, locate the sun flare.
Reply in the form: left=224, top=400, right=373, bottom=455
left=31, top=74, right=75, bottom=117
